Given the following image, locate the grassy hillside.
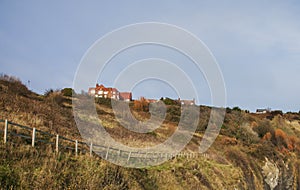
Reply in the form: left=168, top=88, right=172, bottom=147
left=1, top=75, right=300, bottom=189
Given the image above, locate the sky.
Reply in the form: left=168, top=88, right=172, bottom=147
left=1, top=1, right=300, bottom=112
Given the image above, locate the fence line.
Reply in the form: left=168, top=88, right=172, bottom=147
left=0, top=119, right=210, bottom=161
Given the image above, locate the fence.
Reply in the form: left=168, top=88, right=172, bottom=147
left=0, top=119, right=210, bottom=164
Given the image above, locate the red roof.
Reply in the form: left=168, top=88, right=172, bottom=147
left=119, top=92, right=132, bottom=100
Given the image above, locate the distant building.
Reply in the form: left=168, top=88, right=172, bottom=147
left=256, top=109, right=270, bottom=114
left=178, top=98, right=195, bottom=105
left=88, top=84, right=119, bottom=99
left=119, top=92, right=132, bottom=101
left=88, top=84, right=132, bottom=101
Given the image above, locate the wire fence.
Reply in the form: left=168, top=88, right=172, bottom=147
left=0, top=119, right=210, bottom=164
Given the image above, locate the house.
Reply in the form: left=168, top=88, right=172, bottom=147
left=256, top=109, right=270, bottom=114
left=119, top=92, right=132, bottom=101
left=178, top=98, right=195, bottom=105
left=88, top=84, right=132, bottom=101
left=88, top=84, right=120, bottom=99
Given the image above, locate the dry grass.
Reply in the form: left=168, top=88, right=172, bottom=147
left=1, top=76, right=300, bottom=189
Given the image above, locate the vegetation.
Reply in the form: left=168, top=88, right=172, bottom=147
left=161, top=97, right=179, bottom=106
left=133, top=97, right=149, bottom=112
left=61, top=88, right=75, bottom=97
left=232, top=106, right=242, bottom=112
left=1, top=75, right=300, bottom=189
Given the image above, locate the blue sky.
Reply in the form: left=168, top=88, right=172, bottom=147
left=1, top=1, right=300, bottom=112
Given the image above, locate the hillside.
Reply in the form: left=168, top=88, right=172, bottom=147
left=1, top=75, right=300, bottom=189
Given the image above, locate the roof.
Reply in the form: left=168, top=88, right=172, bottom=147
left=256, top=109, right=268, bottom=112
left=94, top=84, right=119, bottom=92
left=119, top=92, right=132, bottom=100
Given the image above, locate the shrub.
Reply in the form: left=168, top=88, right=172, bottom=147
left=220, top=136, right=238, bottom=145
left=95, top=97, right=113, bottom=108
left=274, top=129, right=288, bottom=148
left=61, top=88, right=75, bottom=97
left=232, top=106, right=241, bottom=112
left=288, top=136, right=298, bottom=151
left=162, top=97, right=178, bottom=105
left=226, top=107, right=232, bottom=113
left=165, top=105, right=181, bottom=123
left=253, top=120, right=274, bottom=138
left=249, top=142, right=278, bottom=160
left=236, top=124, right=259, bottom=144
left=262, top=132, right=272, bottom=141
left=133, top=97, right=149, bottom=112
left=0, top=164, right=19, bottom=188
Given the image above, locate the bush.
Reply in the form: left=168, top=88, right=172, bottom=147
left=232, top=106, right=241, bottom=112
left=133, top=97, right=149, bottom=112
left=162, top=97, right=179, bottom=105
left=95, top=97, right=112, bottom=108
left=226, top=107, right=232, bottom=113
left=262, top=132, right=272, bottom=141
left=253, top=120, right=274, bottom=138
left=288, top=136, right=299, bottom=151
left=236, top=124, right=259, bottom=144
left=249, top=142, right=278, bottom=160
left=0, top=164, right=19, bottom=189
left=165, top=106, right=181, bottom=123
left=220, top=136, right=238, bottom=145
left=274, top=129, right=288, bottom=148
left=61, top=88, right=75, bottom=97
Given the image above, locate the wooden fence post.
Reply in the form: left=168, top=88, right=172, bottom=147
left=90, top=142, right=93, bottom=157
left=32, top=128, right=36, bottom=147
left=116, top=149, right=121, bottom=161
left=75, top=140, right=78, bottom=156
left=105, top=146, right=109, bottom=159
left=127, top=151, right=131, bottom=163
left=55, top=135, right=59, bottom=153
left=4, top=119, right=8, bottom=144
